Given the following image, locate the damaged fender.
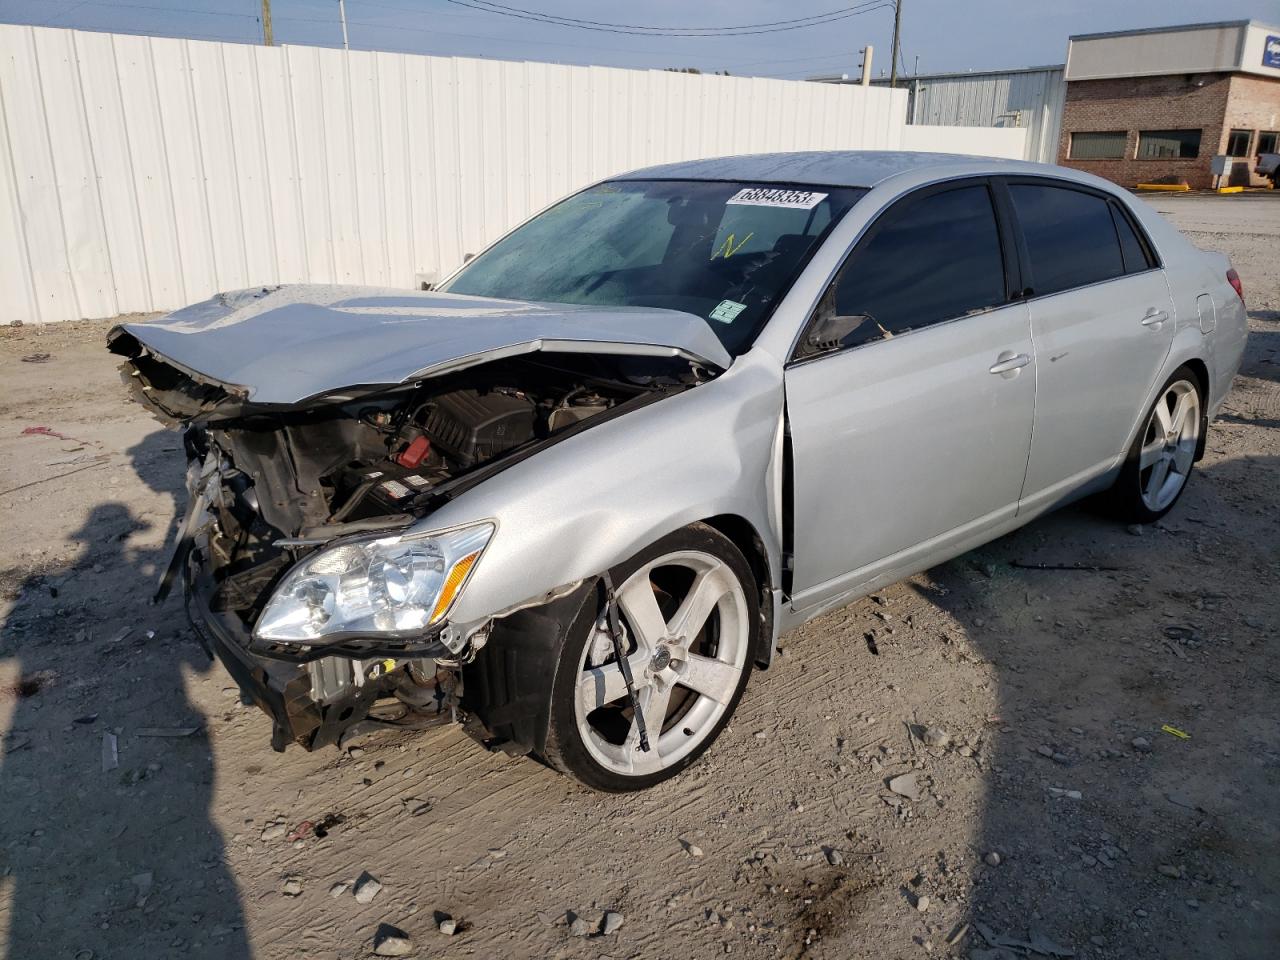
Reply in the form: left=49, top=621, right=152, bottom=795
left=427, top=348, right=786, bottom=642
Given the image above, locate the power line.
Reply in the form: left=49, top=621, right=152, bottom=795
left=437, top=0, right=889, bottom=34
left=434, top=0, right=896, bottom=38
left=24, top=1, right=892, bottom=77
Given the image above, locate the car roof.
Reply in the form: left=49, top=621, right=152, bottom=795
left=614, top=150, right=1065, bottom=189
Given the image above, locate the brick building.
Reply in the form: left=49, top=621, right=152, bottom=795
left=1057, top=21, right=1280, bottom=189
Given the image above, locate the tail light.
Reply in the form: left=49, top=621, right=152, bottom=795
left=1226, top=268, right=1244, bottom=303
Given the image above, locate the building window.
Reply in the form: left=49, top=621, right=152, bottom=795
left=1136, top=129, right=1201, bottom=160
left=1070, top=131, right=1126, bottom=160
left=1258, top=131, right=1278, bottom=155
left=1225, top=129, right=1253, bottom=157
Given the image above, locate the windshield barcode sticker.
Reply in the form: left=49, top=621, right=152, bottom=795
left=727, top=188, right=827, bottom=209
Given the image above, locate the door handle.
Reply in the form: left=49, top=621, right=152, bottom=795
left=989, top=352, right=1031, bottom=376
left=1141, top=308, right=1169, bottom=327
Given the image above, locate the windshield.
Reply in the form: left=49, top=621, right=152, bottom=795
left=441, top=179, right=865, bottom=355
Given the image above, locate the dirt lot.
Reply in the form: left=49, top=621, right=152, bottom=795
left=1, top=193, right=1277, bottom=960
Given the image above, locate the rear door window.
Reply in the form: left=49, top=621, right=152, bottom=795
left=814, top=184, right=1008, bottom=351
left=1009, top=183, right=1125, bottom=295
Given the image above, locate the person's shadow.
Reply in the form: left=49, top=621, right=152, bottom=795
left=0, top=430, right=251, bottom=958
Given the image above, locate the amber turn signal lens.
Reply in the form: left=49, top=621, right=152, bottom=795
left=429, top=551, right=480, bottom=624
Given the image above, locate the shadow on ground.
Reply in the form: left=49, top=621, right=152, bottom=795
left=910, top=453, right=1280, bottom=959
left=0, top=430, right=251, bottom=959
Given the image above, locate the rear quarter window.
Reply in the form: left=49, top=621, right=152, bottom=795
left=1110, top=202, right=1156, bottom=274
left=1009, top=184, right=1125, bottom=296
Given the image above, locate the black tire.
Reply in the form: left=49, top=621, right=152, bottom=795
left=537, top=522, right=761, bottom=792
left=1109, top=365, right=1204, bottom=524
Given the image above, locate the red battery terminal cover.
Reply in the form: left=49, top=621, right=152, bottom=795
left=396, top=436, right=431, bottom=468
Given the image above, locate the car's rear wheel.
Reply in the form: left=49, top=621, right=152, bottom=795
left=538, top=523, right=760, bottom=792
left=1112, top=367, right=1202, bottom=523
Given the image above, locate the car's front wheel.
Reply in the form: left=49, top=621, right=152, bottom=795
left=538, top=523, right=760, bottom=792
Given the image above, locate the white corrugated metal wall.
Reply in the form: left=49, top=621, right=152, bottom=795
left=0, top=25, right=914, bottom=324
left=890, top=67, right=1066, bottom=164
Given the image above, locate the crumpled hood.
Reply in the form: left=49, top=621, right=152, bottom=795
left=111, top=285, right=732, bottom=405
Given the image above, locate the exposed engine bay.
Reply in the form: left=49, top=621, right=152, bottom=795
left=171, top=359, right=651, bottom=633
left=109, top=328, right=705, bottom=752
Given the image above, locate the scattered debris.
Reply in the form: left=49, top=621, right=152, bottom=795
left=1126, top=523, right=1144, bottom=536
left=1131, top=736, right=1152, bottom=752
left=1011, top=560, right=1122, bottom=572
left=888, top=771, right=924, bottom=802
left=329, top=881, right=350, bottom=898
left=437, top=915, right=459, bottom=936
left=984, top=851, right=1002, bottom=867
left=1046, top=787, right=1082, bottom=800
left=20, top=353, right=52, bottom=363
left=601, top=910, right=624, bottom=935
left=101, top=732, right=118, bottom=772
left=130, top=871, right=153, bottom=908
left=372, top=923, right=413, bottom=956
left=1161, top=724, right=1190, bottom=740
left=921, top=725, right=951, bottom=748
left=825, top=847, right=845, bottom=866
left=1157, top=864, right=1184, bottom=879
left=21, top=425, right=80, bottom=442
left=354, top=872, right=383, bottom=904
left=73, top=714, right=98, bottom=725
left=568, top=913, right=592, bottom=937
left=974, top=921, right=1075, bottom=958
left=681, top=840, right=704, bottom=857
left=135, top=726, right=200, bottom=738
left=915, top=894, right=931, bottom=912
left=282, top=878, right=302, bottom=897
left=403, top=797, right=432, bottom=816
left=259, top=822, right=287, bottom=842
left=1035, top=744, right=1070, bottom=764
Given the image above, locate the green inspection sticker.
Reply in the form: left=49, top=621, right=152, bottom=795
left=709, top=299, right=748, bottom=324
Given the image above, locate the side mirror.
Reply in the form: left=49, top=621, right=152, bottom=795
left=806, top=311, right=869, bottom=353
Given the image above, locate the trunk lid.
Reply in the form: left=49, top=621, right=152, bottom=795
left=110, top=284, right=731, bottom=405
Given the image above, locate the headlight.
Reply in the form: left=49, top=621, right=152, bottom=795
left=254, top=522, right=494, bottom=643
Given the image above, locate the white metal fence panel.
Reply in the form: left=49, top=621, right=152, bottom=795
left=895, top=68, right=1066, bottom=164
left=0, top=25, right=917, bottom=323
left=900, top=124, right=1028, bottom=160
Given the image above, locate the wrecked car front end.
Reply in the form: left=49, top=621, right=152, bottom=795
left=108, top=286, right=733, bottom=752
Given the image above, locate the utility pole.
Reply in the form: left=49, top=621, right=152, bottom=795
left=858, top=45, right=873, bottom=86
left=339, top=0, right=349, bottom=50
left=261, top=0, right=273, bottom=46
left=889, top=0, right=902, bottom=87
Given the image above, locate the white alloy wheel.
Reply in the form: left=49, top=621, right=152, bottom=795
left=1138, top=379, right=1201, bottom=513
left=573, top=549, right=751, bottom=778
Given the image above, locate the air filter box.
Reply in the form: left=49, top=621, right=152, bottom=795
left=423, top=389, right=535, bottom=468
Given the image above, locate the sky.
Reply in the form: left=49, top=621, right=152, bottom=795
left=3, top=0, right=1275, bottom=79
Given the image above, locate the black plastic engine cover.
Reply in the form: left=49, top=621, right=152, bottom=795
left=424, top=389, right=536, bottom=468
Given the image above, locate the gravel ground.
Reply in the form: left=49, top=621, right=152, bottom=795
left=0, top=193, right=1277, bottom=960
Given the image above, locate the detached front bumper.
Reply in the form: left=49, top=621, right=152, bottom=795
left=184, top=553, right=446, bottom=752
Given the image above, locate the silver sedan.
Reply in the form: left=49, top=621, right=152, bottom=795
left=110, top=151, right=1247, bottom=791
